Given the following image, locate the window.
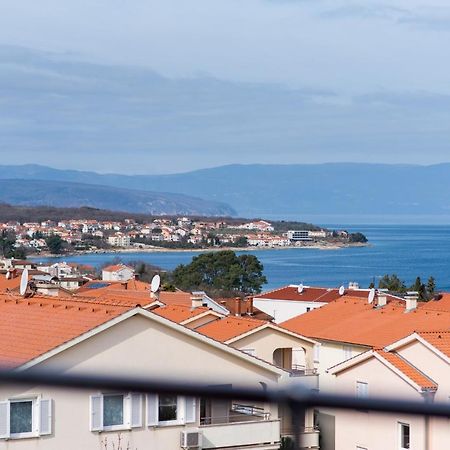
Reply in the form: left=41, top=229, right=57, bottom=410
left=314, top=344, right=320, bottom=362
left=0, top=397, right=52, bottom=439
left=10, top=400, right=33, bottom=435
left=343, top=345, right=352, bottom=360
left=158, top=395, right=178, bottom=422
left=90, top=393, right=142, bottom=432
left=356, top=381, right=368, bottom=398
left=147, top=395, right=196, bottom=427
left=103, top=394, right=124, bottom=428
left=399, top=422, right=410, bottom=449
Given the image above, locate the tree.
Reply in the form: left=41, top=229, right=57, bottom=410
left=45, top=235, right=64, bottom=254
left=0, top=230, right=16, bottom=258
left=427, top=276, right=436, bottom=297
left=410, top=276, right=427, bottom=301
left=172, top=250, right=267, bottom=295
left=378, top=274, right=406, bottom=293
left=234, top=236, right=248, bottom=247
left=348, top=232, right=368, bottom=243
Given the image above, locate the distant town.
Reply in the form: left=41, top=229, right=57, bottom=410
left=0, top=216, right=368, bottom=256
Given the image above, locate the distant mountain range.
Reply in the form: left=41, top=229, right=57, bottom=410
left=0, top=179, right=235, bottom=216
left=3, top=163, right=450, bottom=218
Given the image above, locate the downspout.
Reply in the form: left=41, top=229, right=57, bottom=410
left=422, top=390, right=435, bottom=450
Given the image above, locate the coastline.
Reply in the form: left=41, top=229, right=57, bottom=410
left=30, top=242, right=370, bottom=259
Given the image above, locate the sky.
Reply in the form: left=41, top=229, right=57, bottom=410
left=1, top=0, right=450, bottom=174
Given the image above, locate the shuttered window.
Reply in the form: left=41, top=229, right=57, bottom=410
left=90, top=393, right=142, bottom=432
left=0, top=397, right=52, bottom=440
left=147, top=395, right=196, bottom=427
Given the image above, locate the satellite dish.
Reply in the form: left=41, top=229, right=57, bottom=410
left=150, top=274, right=161, bottom=293
left=6, top=270, right=11, bottom=280
left=19, top=269, right=29, bottom=296
left=368, top=288, right=376, bottom=304
left=297, top=283, right=304, bottom=294
left=339, top=285, right=345, bottom=296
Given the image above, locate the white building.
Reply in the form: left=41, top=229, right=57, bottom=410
left=102, top=264, right=135, bottom=282
left=0, top=295, right=288, bottom=450
left=108, top=233, right=131, bottom=247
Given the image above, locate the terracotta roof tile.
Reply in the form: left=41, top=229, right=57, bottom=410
left=281, top=296, right=450, bottom=347
left=152, top=304, right=213, bottom=323
left=417, top=330, right=450, bottom=358
left=375, top=350, right=437, bottom=390
left=0, top=293, right=130, bottom=368
left=197, top=316, right=266, bottom=342
left=255, top=285, right=398, bottom=304
left=102, top=264, right=133, bottom=272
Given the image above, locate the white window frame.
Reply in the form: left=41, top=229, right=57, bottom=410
left=90, top=392, right=142, bottom=433
left=147, top=395, right=194, bottom=427
left=9, top=397, right=38, bottom=439
left=356, top=381, right=369, bottom=398
left=343, top=345, right=353, bottom=360
left=102, top=393, right=128, bottom=432
left=157, top=395, right=185, bottom=426
left=398, top=422, right=410, bottom=450
left=0, top=395, right=51, bottom=440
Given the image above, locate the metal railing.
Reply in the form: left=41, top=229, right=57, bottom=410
left=1, top=368, right=450, bottom=449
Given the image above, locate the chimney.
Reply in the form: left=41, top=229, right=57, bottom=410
left=191, top=294, right=203, bottom=308
left=405, top=291, right=418, bottom=312
left=377, top=294, right=387, bottom=307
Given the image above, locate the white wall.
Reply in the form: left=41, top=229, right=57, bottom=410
left=252, top=299, right=327, bottom=323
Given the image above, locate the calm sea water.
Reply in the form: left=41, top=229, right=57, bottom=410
left=33, top=225, right=450, bottom=291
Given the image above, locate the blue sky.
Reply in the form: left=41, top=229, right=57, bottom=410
left=1, top=0, right=450, bottom=173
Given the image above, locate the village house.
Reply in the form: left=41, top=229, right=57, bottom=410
left=0, top=294, right=291, bottom=450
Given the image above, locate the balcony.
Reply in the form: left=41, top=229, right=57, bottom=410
left=289, top=365, right=319, bottom=390
left=200, top=419, right=281, bottom=449
left=298, top=427, right=320, bottom=449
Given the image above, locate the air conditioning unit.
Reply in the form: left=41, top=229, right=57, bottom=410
left=181, top=430, right=202, bottom=449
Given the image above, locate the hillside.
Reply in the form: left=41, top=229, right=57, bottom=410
left=2, top=163, right=450, bottom=217
left=0, top=179, right=235, bottom=216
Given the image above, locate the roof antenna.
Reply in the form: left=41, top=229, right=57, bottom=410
left=19, top=268, right=29, bottom=298
left=368, top=288, right=376, bottom=304
left=150, top=274, right=161, bottom=300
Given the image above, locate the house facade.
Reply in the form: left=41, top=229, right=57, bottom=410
left=0, top=296, right=287, bottom=450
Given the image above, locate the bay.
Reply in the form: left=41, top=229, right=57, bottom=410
left=33, top=225, right=450, bottom=291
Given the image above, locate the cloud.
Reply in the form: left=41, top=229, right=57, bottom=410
left=2, top=46, right=450, bottom=173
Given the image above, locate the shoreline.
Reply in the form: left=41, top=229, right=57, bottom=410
left=30, top=242, right=370, bottom=259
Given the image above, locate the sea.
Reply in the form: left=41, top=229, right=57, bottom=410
left=32, top=225, right=450, bottom=291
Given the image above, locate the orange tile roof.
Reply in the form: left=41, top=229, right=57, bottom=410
left=102, top=264, right=133, bottom=272
left=197, top=316, right=266, bottom=342
left=375, top=350, right=437, bottom=390
left=0, top=275, right=22, bottom=292
left=152, top=304, right=213, bottom=323
left=74, top=288, right=192, bottom=308
left=0, top=293, right=130, bottom=368
left=417, top=330, right=450, bottom=358
left=281, top=296, right=450, bottom=347
left=76, top=279, right=150, bottom=294
left=255, top=285, right=397, bottom=304
left=421, top=294, right=450, bottom=312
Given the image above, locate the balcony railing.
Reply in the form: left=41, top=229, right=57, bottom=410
left=290, top=364, right=318, bottom=376
left=1, top=369, right=450, bottom=450
left=200, top=419, right=281, bottom=449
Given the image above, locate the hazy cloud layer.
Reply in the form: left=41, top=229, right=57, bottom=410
left=0, top=1, right=449, bottom=173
